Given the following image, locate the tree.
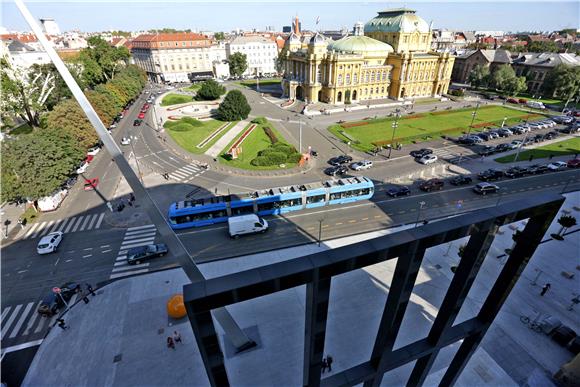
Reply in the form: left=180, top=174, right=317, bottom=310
left=1, top=129, right=85, bottom=202
left=45, top=98, right=99, bottom=150
left=542, top=65, right=580, bottom=102
left=228, top=52, right=248, bottom=78
left=275, top=47, right=288, bottom=74
left=77, top=36, right=130, bottom=85
left=214, top=32, right=225, bottom=41
left=196, top=79, right=226, bottom=100
left=504, top=75, right=527, bottom=97
left=551, top=214, right=577, bottom=240
left=217, top=90, right=251, bottom=121
left=489, top=65, right=516, bottom=93
left=528, top=40, right=559, bottom=53
left=468, top=64, right=490, bottom=88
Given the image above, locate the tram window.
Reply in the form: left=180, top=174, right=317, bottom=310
left=257, top=201, right=276, bottom=211
left=231, top=206, right=254, bottom=216
left=279, top=198, right=302, bottom=208
left=306, top=195, right=326, bottom=204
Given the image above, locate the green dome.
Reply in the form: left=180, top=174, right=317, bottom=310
left=328, top=35, right=393, bottom=54
left=365, top=8, right=430, bottom=34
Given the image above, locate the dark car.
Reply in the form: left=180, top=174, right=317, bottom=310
left=37, top=282, right=80, bottom=317
left=476, top=132, right=492, bottom=141
left=324, top=165, right=347, bottom=176
left=419, top=178, right=444, bottom=192
left=386, top=186, right=411, bottom=197
left=478, top=145, right=497, bottom=156
left=495, top=143, right=511, bottom=152
left=483, top=94, right=497, bottom=100
left=504, top=167, right=527, bottom=179
left=526, top=164, right=549, bottom=174
left=450, top=175, right=473, bottom=186
left=473, top=182, right=500, bottom=195
left=532, top=134, right=544, bottom=143
left=127, top=243, right=168, bottom=265
left=544, top=131, right=559, bottom=140
left=497, top=128, right=513, bottom=137
left=328, top=155, right=353, bottom=166
left=133, top=119, right=143, bottom=126
left=409, top=148, right=433, bottom=158
left=567, top=158, right=580, bottom=168
left=478, top=169, right=504, bottom=181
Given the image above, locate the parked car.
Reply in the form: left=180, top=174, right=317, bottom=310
left=410, top=148, right=433, bottom=158
left=324, top=165, right=347, bottom=176
left=476, top=132, right=492, bottom=141
left=553, top=116, right=574, bottom=124
left=386, top=186, right=411, bottom=197
left=350, top=160, right=373, bottom=171
left=504, top=167, right=527, bottom=178
left=138, top=112, right=146, bottom=119
left=532, top=134, right=544, bottom=143
left=473, top=182, right=500, bottom=195
left=567, top=158, right=580, bottom=168
left=508, top=140, right=523, bottom=149
left=518, top=98, right=527, bottom=104
left=87, top=146, right=100, bottom=156
left=417, top=154, right=438, bottom=165
left=497, top=128, right=513, bottom=137
left=547, top=161, right=568, bottom=171
left=37, top=231, right=64, bottom=255
left=478, top=169, right=504, bottom=181
left=76, top=161, right=89, bottom=174
left=419, top=178, right=444, bottom=192
left=495, top=143, right=511, bottom=153
left=478, top=145, right=497, bottom=156
left=328, top=155, right=353, bottom=166
left=121, top=137, right=131, bottom=145
left=37, top=282, right=80, bottom=317
left=127, top=243, right=168, bottom=265
left=486, top=131, right=500, bottom=139
left=133, top=119, right=142, bottom=126
left=506, top=98, right=519, bottom=104
left=526, top=164, right=549, bottom=174
left=450, top=175, right=473, bottom=186
left=83, top=178, right=99, bottom=191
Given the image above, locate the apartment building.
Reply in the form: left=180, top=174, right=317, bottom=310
left=226, top=35, right=278, bottom=77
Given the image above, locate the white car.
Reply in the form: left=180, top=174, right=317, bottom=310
left=350, top=160, right=373, bottom=171
left=109, top=123, right=117, bottom=129
left=121, top=137, right=131, bottom=145
left=87, top=146, right=100, bottom=156
left=418, top=154, right=438, bottom=164
left=547, top=161, right=567, bottom=171
left=37, top=231, right=63, bottom=254
left=76, top=161, right=89, bottom=174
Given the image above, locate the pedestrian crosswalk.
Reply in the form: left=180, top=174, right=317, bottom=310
left=0, top=294, right=80, bottom=351
left=168, top=163, right=207, bottom=183
left=109, top=224, right=157, bottom=280
left=21, top=212, right=106, bottom=240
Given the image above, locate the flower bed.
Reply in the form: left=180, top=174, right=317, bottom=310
left=341, top=121, right=369, bottom=128
left=405, top=114, right=426, bottom=119
left=197, top=122, right=230, bottom=148
left=280, top=99, right=294, bottom=107
left=226, top=124, right=257, bottom=155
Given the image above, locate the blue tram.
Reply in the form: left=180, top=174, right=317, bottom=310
left=168, top=176, right=374, bottom=230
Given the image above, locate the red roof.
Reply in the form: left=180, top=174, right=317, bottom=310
left=0, top=33, right=38, bottom=43
left=133, top=32, right=210, bottom=43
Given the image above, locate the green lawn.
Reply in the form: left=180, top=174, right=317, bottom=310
left=480, top=89, right=579, bottom=109
left=160, top=93, right=193, bottom=106
left=238, top=79, right=281, bottom=88
left=328, top=105, right=544, bottom=152
left=219, top=120, right=298, bottom=170
left=182, top=84, right=201, bottom=92
left=165, top=118, right=237, bottom=154
left=494, top=137, right=580, bottom=163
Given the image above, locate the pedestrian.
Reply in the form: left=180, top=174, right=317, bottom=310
left=130, top=193, right=135, bottom=202
left=326, top=355, right=333, bottom=372
left=167, top=336, right=175, bottom=350
left=540, top=283, right=551, bottom=296
left=321, top=358, right=328, bottom=373
left=214, top=187, right=218, bottom=195
left=86, top=284, right=96, bottom=296
left=57, top=318, right=68, bottom=330
left=82, top=294, right=90, bottom=304
left=127, top=200, right=133, bottom=207
left=529, top=155, right=534, bottom=162
left=173, top=331, right=182, bottom=343
left=549, top=154, right=554, bottom=160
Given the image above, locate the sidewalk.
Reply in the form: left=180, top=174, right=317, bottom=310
left=22, top=192, right=579, bottom=386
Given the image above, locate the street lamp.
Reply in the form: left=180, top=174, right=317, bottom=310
left=388, top=110, right=401, bottom=159
left=414, top=201, right=427, bottom=228
left=467, top=102, right=480, bottom=136
left=501, top=116, right=507, bottom=128
left=299, top=119, right=302, bottom=154
left=512, top=123, right=530, bottom=163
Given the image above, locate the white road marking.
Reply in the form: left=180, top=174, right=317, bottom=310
left=109, top=268, right=150, bottom=279
left=86, top=213, right=99, bottom=229
left=46, top=219, right=63, bottom=234
left=121, top=241, right=155, bottom=250
left=8, top=302, right=34, bottom=338
left=78, top=215, right=92, bottom=231
left=22, top=302, right=43, bottom=335
left=94, top=213, right=105, bottom=229
left=55, top=217, right=71, bottom=232
left=127, top=224, right=156, bottom=232
left=23, top=223, right=40, bottom=239
left=82, top=254, right=92, bottom=258
left=70, top=216, right=85, bottom=232
left=1, top=306, right=12, bottom=325
left=1, top=304, right=22, bottom=339
left=111, top=262, right=150, bottom=272
left=102, top=249, right=112, bottom=253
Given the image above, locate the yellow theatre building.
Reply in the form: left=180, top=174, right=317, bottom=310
left=281, top=8, right=455, bottom=104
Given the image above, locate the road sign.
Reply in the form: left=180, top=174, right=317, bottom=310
left=52, top=287, right=61, bottom=294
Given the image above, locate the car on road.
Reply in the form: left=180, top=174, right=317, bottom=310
left=417, top=154, right=438, bottom=165
left=495, top=143, right=511, bottom=152
left=138, top=112, right=146, bottom=119
left=109, top=123, right=117, bottom=129
left=83, top=178, right=99, bottom=191
left=386, top=186, right=411, bottom=197
left=419, top=178, right=444, bottom=192
left=350, top=160, right=373, bottom=171
left=506, top=98, right=519, bottom=104
left=477, top=169, right=504, bottom=181
left=504, top=167, right=527, bottom=179
left=567, top=158, right=580, bottom=168
left=127, top=243, right=169, bottom=265
left=478, top=145, right=497, bottom=156
left=328, top=155, right=353, bottom=166
left=121, top=137, right=131, bottom=145
left=324, top=165, right=347, bottom=176
left=87, top=146, right=100, bottom=156
left=37, top=231, right=64, bottom=255
left=37, top=282, right=80, bottom=317
left=547, top=161, right=568, bottom=171
left=133, top=119, right=142, bottom=126
left=473, top=182, right=500, bottom=195
left=526, top=164, right=549, bottom=174
left=450, top=175, right=473, bottom=186
left=410, top=148, right=433, bottom=158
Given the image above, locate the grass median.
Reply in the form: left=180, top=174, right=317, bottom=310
left=494, top=137, right=580, bottom=163
left=160, top=93, right=193, bottom=106
left=165, top=118, right=237, bottom=154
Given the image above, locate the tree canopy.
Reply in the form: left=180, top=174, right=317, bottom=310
left=214, top=32, right=225, bottom=41
left=542, top=64, right=580, bottom=102
left=489, top=65, right=527, bottom=96
left=228, top=52, right=248, bottom=77
left=467, top=64, right=490, bottom=88
left=217, top=90, right=251, bottom=121
left=195, top=79, right=226, bottom=100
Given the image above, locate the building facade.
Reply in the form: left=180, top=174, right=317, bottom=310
left=226, top=36, right=278, bottom=76
left=282, top=9, right=454, bottom=104
left=512, top=52, right=580, bottom=94
left=131, top=33, right=215, bottom=83
left=451, top=49, right=512, bottom=84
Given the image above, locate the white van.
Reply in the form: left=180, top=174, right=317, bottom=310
left=526, top=101, right=545, bottom=109
left=228, top=214, right=268, bottom=238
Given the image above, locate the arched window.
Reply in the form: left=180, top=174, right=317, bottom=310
left=376, top=87, right=379, bottom=93
left=346, top=74, right=351, bottom=85
left=353, top=73, right=358, bottom=84
left=365, top=72, right=369, bottom=83
left=370, top=72, right=375, bottom=82
left=381, top=87, right=385, bottom=93
left=337, top=74, right=343, bottom=85
left=382, top=71, right=387, bottom=81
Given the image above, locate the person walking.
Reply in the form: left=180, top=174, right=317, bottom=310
left=86, top=284, right=96, bottom=296
left=321, top=358, right=328, bottom=373
left=540, top=283, right=551, bottom=296
left=57, top=318, right=68, bottom=330
left=130, top=193, right=135, bottom=202
left=167, top=336, right=175, bottom=350
left=326, top=355, right=333, bottom=372
left=173, top=331, right=182, bottom=344
left=82, top=294, right=90, bottom=304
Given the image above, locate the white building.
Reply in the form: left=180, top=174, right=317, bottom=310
left=40, top=18, right=60, bottom=36
left=226, top=35, right=278, bottom=77
left=2, top=39, right=51, bottom=69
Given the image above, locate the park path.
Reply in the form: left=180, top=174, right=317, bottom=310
left=205, top=120, right=249, bottom=158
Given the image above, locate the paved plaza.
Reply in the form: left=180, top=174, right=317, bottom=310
left=23, top=192, right=579, bottom=386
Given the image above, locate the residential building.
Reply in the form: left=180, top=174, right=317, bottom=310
left=511, top=52, right=580, bottom=94
left=431, top=29, right=455, bottom=52
left=451, top=49, right=512, bottom=84
left=226, top=35, right=278, bottom=77
left=40, top=18, right=60, bottom=36
left=281, top=9, right=454, bottom=104
left=1, top=36, right=51, bottom=69
left=131, top=32, right=215, bottom=83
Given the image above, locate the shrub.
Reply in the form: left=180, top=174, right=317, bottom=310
left=286, top=152, right=302, bottom=163
left=217, top=90, right=251, bottom=121
left=272, top=143, right=296, bottom=154
left=180, top=117, right=203, bottom=126
left=250, top=156, right=268, bottom=166
left=251, top=117, right=268, bottom=124
left=195, top=79, right=226, bottom=100
left=449, top=89, right=465, bottom=97
left=263, top=126, right=278, bottom=144
left=170, top=123, right=194, bottom=132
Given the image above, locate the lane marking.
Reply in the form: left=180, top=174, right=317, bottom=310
left=86, top=213, right=99, bottom=230
left=100, top=244, right=110, bottom=248
left=8, top=302, right=34, bottom=338
left=121, top=237, right=155, bottom=246
left=1, top=304, right=22, bottom=340
left=111, top=262, right=150, bottom=272
left=22, top=302, right=43, bottom=336
left=95, top=213, right=105, bottom=229
left=82, top=254, right=92, bottom=258
left=83, top=247, right=93, bottom=251
left=109, top=268, right=150, bottom=279
left=78, top=214, right=92, bottom=232
left=335, top=222, right=343, bottom=226
left=55, top=217, right=71, bottom=232
left=127, top=224, right=156, bottom=232
left=102, top=249, right=112, bottom=253
left=348, top=220, right=356, bottom=223
left=70, top=216, right=85, bottom=233
left=361, top=217, right=369, bottom=221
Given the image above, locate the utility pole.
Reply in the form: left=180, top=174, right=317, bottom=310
left=317, top=219, right=324, bottom=246
left=467, top=102, right=480, bottom=136
left=388, top=109, right=401, bottom=159
left=512, top=123, right=530, bottom=164
left=414, top=201, right=426, bottom=228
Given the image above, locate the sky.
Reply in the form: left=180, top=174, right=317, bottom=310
left=1, top=0, right=579, bottom=34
